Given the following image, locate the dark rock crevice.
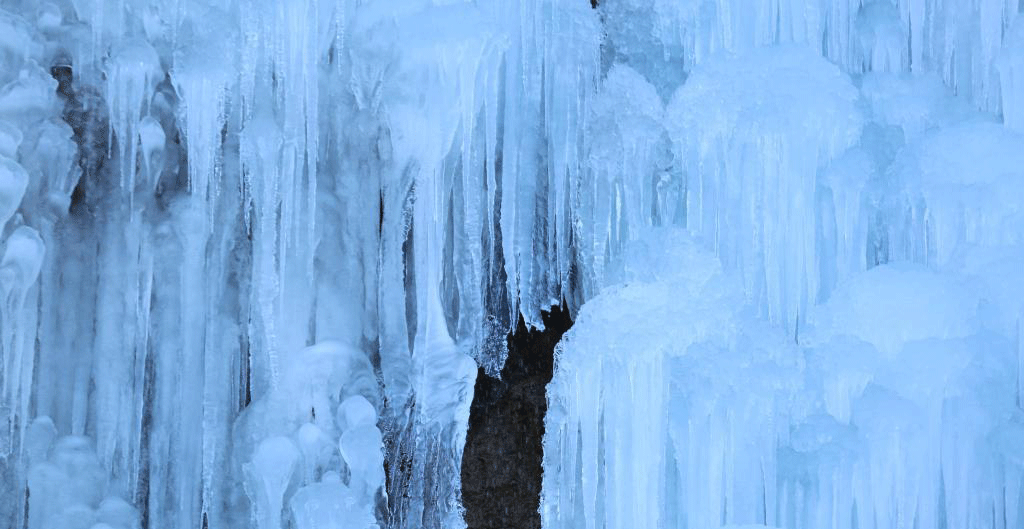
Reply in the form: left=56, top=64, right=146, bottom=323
left=461, top=305, right=574, bottom=529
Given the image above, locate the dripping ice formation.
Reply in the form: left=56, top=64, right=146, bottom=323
left=546, top=3, right=1024, bottom=529
left=0, top=0, right=1019, bottom=529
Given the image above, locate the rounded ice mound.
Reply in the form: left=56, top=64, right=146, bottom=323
left=605, top=226, right=726, bottom=288
left=339, top=423, right=384, bottom=500
left=893, top=122, right=1024, bottom=263
left=26, top=434, right=139, bottom=529
left=0, top=65, right=59, bottom=121
left=294, top=422, right=335, bottom=483
left=581, top=64, right=670, bottom=287
left=667, top=45, right=862, bottom=159
left=589, top=64, right=663, bottom=148
left=665, top=46, right=863, bottom=328
left=898, top=122, right=1024, bottom=191
left=24, top=415, right=56, bottom=466
left=947, top=244, right=1024, bottom=334
left=860, top=72, right=975, bottom=139
left=336, top=394, right=376, bottom=432
left=0, top=155, right=29, bottom=225
left=108, top=38, right=161, bottom=77
left=232, top=341, right=382, bottom=529
left=565, top=227, right=741, bottom=367
left=94, top=498, right=140, bottom=529
left=809, top=264, right=980, bottom=355
left=275, top=340, right=380, bottom=422
left=19, top=118, right=78, bottom=211
left=244, top=436, right=300, bottom=529
left=0, top=8, right=42, bottom=68
left=0, top=120, right=22, bottom=158
left=1, top=225, right=45, bottom=293
left=138, top=115, right=165, bottom=187
left=34, top=3, right=62, bottom=32
left=290, top=478, right=376, bottom=529
left=545, top=227, right=802, bottom=529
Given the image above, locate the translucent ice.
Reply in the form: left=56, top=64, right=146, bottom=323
left=0, top=156, right=28, bottom=226
left=666, top=46, right=863, bottom=328
left=244, top=436, right=300, bottom=529
left=27, top=434, right=139, bottom=529
left=0, top=1, right=1019, bottom=528
left=888, top=122, right=1024, bottom=266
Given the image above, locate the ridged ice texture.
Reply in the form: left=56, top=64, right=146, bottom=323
left=544, top=2, right=1024, bottom=529
left=544, top=230, right=1024, bottom=529
left=0, top=1, right=600, bottom=528
left=667, top=46, right=863, bottom=329
left=602, top=0, right=1021, bottom=110
left=1, top=1, right=1022, bottom=529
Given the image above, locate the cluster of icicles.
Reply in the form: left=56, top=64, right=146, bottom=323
left=0, top=0, right=1022, bottom=529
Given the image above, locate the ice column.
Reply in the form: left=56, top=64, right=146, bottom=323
left=666, top=46, right=862, bottom=328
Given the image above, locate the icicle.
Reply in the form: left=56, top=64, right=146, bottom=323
left=666, top=46, right=862, bottom=328
left=172, top=14, right=232, bottom=216
left=998, top=17, right=1024, bottom=132
left=243, top=437, right=299, bottom=529
left=106, top=38, right=160, bottom=196
left=891, top=122, right=1024, bottom=267
left=583, top=64, right=664, bottom=289
left=895, top=0, right=1019, bottom=112
left=0, top=157, right=29, bottom=228
left=855, top=1, right=909, bottom=73
left=543, top=229, right=800, bottom=529
left=1018, top=318, right=1023, bottom=409
left=0, top=226, right=44, bottom=457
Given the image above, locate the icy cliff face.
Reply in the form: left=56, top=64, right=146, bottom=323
left=545, top=2, right=1024, bottom=529
left=0, top=0, right=1021, bottom=528
left=0, top=0, right=599, bottom=528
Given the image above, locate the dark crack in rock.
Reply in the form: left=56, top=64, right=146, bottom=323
left=461, top=305, right=573, bottom=529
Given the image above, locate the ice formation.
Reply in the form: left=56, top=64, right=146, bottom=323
left=544, top=2, right=1024, bottom=529
left=0, top=0, right=1019, bottom=528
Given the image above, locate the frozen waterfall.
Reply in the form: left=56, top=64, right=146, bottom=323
left=0, top=0, right=1021, bottom=528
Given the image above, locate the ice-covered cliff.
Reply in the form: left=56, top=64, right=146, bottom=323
left=0, top=0, right=1020, bottom=528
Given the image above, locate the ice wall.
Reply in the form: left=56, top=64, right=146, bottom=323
left=545, top=1, right=1024, bottom=529
left=0, top=0, right=600, bottom=528
left=545, top=233, right=1023, bottom=529
left=0, top=0, right=1021, bottom=528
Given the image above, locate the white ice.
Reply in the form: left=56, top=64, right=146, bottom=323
left=0, top=0, right=1020, bottom=528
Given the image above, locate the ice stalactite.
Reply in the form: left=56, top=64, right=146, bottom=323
left=887, top=122, right=1024, bottom=268
left=578, top=64, right=668, bottom=294
left=544, top=2, right=1024, bottom=529
left=0, top=7, right=82, bottom=529
left=601, top=0, right=1021, bottom=112
left=232, top=342, right=382, bottom=529
left=998, top=17, right=1024, bottom=131
left=1, top=0, right=1022, bottom=528
left=1, top=0, right=602, bottom=528
left=544, top=233, right=1024, bottom=529
left=666, top=46, right=863, bottom=328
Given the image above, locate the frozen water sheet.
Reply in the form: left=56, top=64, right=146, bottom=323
left=544, top=17, right=1024, bottom=524
left=0, top=0, right=1021, bottom=528
left=543, top=243, right=1023, bottom=529
left=666, top=45, right=863, bottom=328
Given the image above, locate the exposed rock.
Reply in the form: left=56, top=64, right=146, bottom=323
left=461, top=306, right=573, bottom=529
